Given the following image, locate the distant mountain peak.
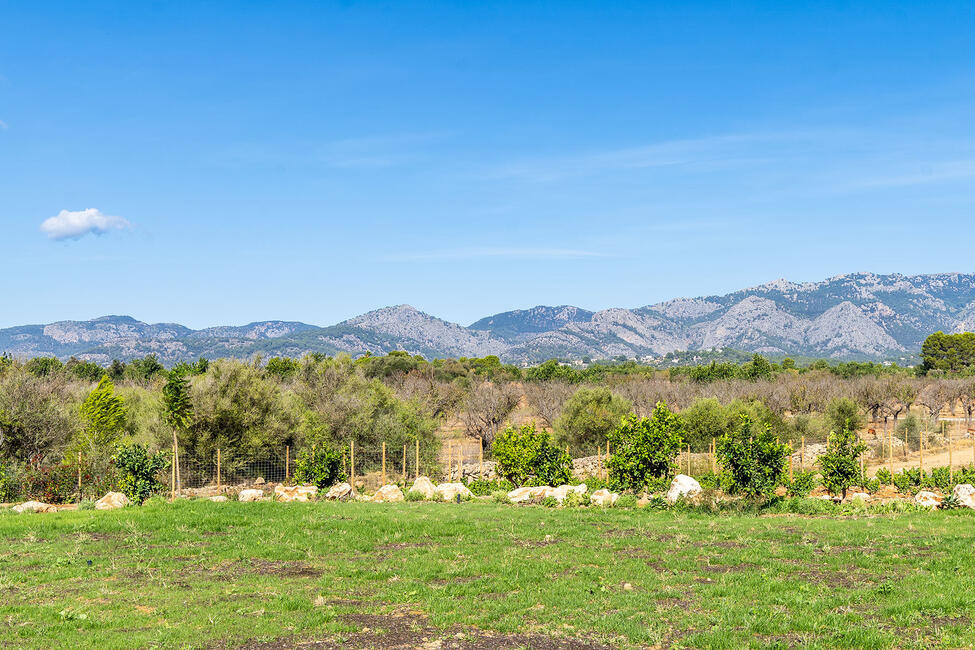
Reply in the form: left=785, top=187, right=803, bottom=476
left=3, top=271, right=973, bottom=365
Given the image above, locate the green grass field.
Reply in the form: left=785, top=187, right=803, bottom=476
left=1, top=500, right=973, bottom=649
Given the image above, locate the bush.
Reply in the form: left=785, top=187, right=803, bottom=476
left=540, top=496, right=559, bottom=508
left=492, top=423, right=572, bottom=487
left=404, top=489, right=425, bottom=502
left=562, top=490, right=589, bottom=507
left=113, top=444, right=171, bottom=504
left=293, top=444, right=345, bottom=489
left=818, top=428, right=867, bottom=498
left=554, top=387, right=632, bottom=456
left=491, top=490, right=511, bottom=504
left=607, top=402, right=684, bottom=492
left=875, top=467, right=892, bottom=485
left=786, top=470, right=818, bottom=498
left=615, top=494, right=639, bottom=508
left=824, top=398, right=865, bottom=435
left=22, top=463, right=82, bottom=503
left=0, top=462, right=22, bottom=502
left=463, top=477, right=514, bottom=496
left=716, top=415, right=789, bottom=498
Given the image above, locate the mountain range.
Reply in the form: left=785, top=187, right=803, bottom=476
left=5, top=272, right=975, bottom=366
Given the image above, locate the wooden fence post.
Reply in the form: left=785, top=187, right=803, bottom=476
left=919, top=434, right=924, bottom=474
left=686, top=444, right=691, bottom=475
left=402, top=444, right=407, bottom=485
left=171, top=443, right=176, bottom=501
left=175, top=438, right=181, bottom=495
left=788, top=443, right=793, bottom=482
left=800, top=437, right=805, bottom=472
left=445, top=440, right=452, bottom=481
left=382, top=441, right=387, bottom=485
left=350, top=440, right=355, bottom=488
left=217, top=448, right=221, bottom=490
left=947, top=422, right=953, bottom=483
left=286, top=445, right=290, bottom=482
left=606, top=441, right=610, bottom=480
left=711, top=438, right=716, bottom=473
left=888, top=427, right=894, bottom=478
left=457, top=444, right=463, bottom=481
left=77, top=452, right=82, bottom=497
left=415, top=438, right=420, bottom=479
left=479, top=443, right=484, bottom=480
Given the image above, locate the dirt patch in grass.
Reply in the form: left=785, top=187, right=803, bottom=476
left=516, top=537, right=559, bottom=548
left=232, top=608, right=614, bottom=649
left=375, top=542, right=431, bottom=551
left=431, top=575, right=482, bottom=585
left=247, top=559, right=321, bottom=578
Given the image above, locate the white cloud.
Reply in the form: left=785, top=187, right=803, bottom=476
left=0, top=119, right=7, bottom=130
left=40, top=208, right=131, bottom=241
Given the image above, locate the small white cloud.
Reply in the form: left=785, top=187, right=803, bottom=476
left=40, top=208, right=131, bottom=241
left=0, top=119, right=7, bottom=130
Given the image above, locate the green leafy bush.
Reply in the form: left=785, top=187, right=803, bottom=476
left=875, top=467, right=892, bottom=485
left=293, top=444, right=345, bottom=489
left=491, top=490, right=511, bottom=504
left=404, top=489, right=425, bottom=502
left=540, top=496, right=559, bottom=508
left=615, top=494, right=639, bottom=508
left=562, top=490, right=590, bottom=507
left=113, top=444, right=170, bottom=504
left=463, top=477, right=514, bottom=496
left=492, top=423, right=571, bottom=487
left=554, top=387, right=632, bottom=456
left=607, top=402, right=684, bottom=492
left=786, top=470, right=818, bottom=497
left=818, top=428, right=867, bottom=498
left=715, top=415, right=789, bottom=498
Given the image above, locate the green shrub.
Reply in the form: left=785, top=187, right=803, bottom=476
left=113, top=443, right=171, bottom=504
left=607, top=402, right=684, bottom=492
left=0, top=462, right=22, bottom=502
left=464, top=477, right=514, bottom=496
left=824, top=398, right=865, bottom=435
left=818, top=428, right=867, bottom=498
left=940, top=494, right=963, bottom=510
left=492, top=423, right=571, bottom=487
left=715, top=415, right=789, bottom=498
left=404, top=489, right=425, bottom=502
left=78, top=499, right=95, bottom=511
left=293, top=444, right=345, bottom=489
left=554, top=387, right=632, bottom=456
left=490, top=490, right=511, bottom=504
left=615, top=494, right=639, bottom=508
left=875, top=467, right=892, bottom=485
left=562, top=491, right=589, bottom=507
left=787, top=470, right=818, bottom=497
left=540, top=496, right=559, bottom=508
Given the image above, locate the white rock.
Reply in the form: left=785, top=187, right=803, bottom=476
left=209, top=495, right=228, bottom=502
left=274, top=484, right=319, bottom=502
left=13, top=501, right=57, bottom=514
left=324, top=482, right=356, bottom=501
left=409, top=477, right=437, bottom=499
left=845, top=492, right=871, bottom=503
left=436, top=482, right=473, bottom=502
left=953, top=484, right=975, bottom=509
left=238, top=489, right=265, bottom=502
left=666, top=474, right=702, bottom=504
left=372, top=484, right=405, bottom=503
left=95, top=492, right=131, bottom=510
left=507, top=486, right=539, bottom=504
left=590, top=489, right=619, bottom=507
left=914, top=491, right=941, bottom=508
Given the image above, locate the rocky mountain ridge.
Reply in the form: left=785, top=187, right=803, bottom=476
left=4, top=272, right=975, bottom=365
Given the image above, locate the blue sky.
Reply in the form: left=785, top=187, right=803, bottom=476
left=2, top=1, right=974, bottom=329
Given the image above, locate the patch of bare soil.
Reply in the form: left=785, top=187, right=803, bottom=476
left=375, top=542, right=431, bottom=551
left=230, top=608, right=614, bottom=649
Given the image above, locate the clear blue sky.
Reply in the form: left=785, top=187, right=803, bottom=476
left=2, top=2, right=974, bottom=329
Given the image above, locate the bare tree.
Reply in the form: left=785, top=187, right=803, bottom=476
left=522, top=381, right=574, bottom=428
left=461, top=381, right=520, bottom=446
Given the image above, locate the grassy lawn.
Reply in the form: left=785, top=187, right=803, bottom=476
left=1, top=500, right=974, bottom=649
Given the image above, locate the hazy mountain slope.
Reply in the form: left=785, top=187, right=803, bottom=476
left=4, top=272, right=975, bottom=364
